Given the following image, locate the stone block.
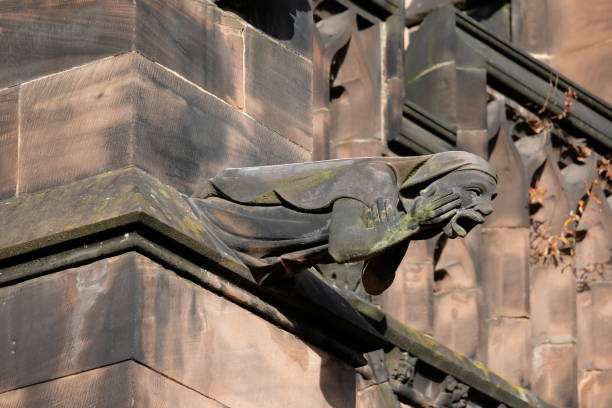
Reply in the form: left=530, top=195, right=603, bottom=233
left=245, top=27, right=313, bottom=151
left=384, top=14, right=404, bottom=79
left=357, top=383, right=399, bottom=408
left=0, top=253, right=355, bottom=408
left=433, top=289, right=480, bottom=358
left=551, top=0, right=612, bottom=54
left=512, top=0, right=612, bottom=103
left=380, top=257, right=434, bottom=335
left=0, top=361, right=224, bottom=408
left=405, top=65, right=458, bottom=125
left=579, top=370, right=612, bottom=408
left=214, top=0, right=313, bottom=59
left=481, top=228, right=529, bottom=318
left=456, top=66, right=487, bottom=131
left=136, top=0, right=245, bottom=108
left=0, top=0, right=134, bottom=89
left=530, top=264, right=576, bottom=345
left=510, top=0, right=552, bottom=55
left=383, top=77, right=404, bottom=142
left=485, top=113, right=530, bottom=227
left=333, top=140, right=384, bottom=158
left=485, top=318, right=530, bottom=387
left=577, top=282, right=612, bottom=371
left=435, top=237, right=478, bottom=293
left=128, top=53, right=309, bottom=194
left=17, top=53, right=308, bottom=195
left=531, top=343, right=577, bottom=408
left=0, top=87, right=19, bottom=199
left=550, top=41, right=612, bottom=104
left=514, top=0, right=612, bottom=57
left=18, top=54, right=135, bottom=194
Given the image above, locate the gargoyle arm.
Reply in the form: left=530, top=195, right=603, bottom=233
left=328, top=197, right=418, bottom=263
left=328, top=192, right=460, bottom=263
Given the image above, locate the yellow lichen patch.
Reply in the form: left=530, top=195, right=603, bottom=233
left=89, top=197, right=112, bottom=223
left=158, top=188, right=171, bottom=199
left=471, top=360, right=491, bottom=378
left=182, top=215, right=205, bottom=235
left=251, top=191, right=278, bottom=204
left=277, top=169, right=337, bottom=194
left=453, top=350, right=466, bottom=361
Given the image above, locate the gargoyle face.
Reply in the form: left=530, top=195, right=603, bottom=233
left=432, top=170, right=497, bottom=238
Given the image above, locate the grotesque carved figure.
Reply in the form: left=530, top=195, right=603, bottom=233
left=191, top=151, right=496, bottom=294
left=435, top=376, right=470, bottom=408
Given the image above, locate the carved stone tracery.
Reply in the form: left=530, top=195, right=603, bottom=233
left=312, top=0, right=382, bottom=159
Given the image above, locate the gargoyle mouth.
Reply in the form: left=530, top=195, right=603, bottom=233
left=443, top=209, right=485, bottom=238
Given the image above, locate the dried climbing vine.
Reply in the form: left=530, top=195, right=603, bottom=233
left=510, top=88, right=611, bottom=291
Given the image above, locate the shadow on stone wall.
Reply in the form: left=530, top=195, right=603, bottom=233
left=214, top=0, right=311, bottom=41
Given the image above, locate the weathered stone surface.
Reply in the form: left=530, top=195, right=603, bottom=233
left=0, top=87, right=18, bottom=199
left=215, top=0, right=313, bottom=59
left=0, top=361, right=225, bottom=408
left=313, top=8, right=382, bottom=159
left=384, top=14, right=404, bottom=80
left=380, top=241, right=434, bottom=335
left=481, top=228, right=529, bottom=318
left=0, top=253, right=356, bottom=408
left=18, top=54, right=134, bottom=194
left=405, top=0, right=460, bottom=22
left=485, top=99, right=530, bottom=227
left=455, top=67, right=487, bottom=132
left=334, top=140, right=385, bottom=158
left=0, top=0, right=134, bottom=89
left=550, top=41, right=612, bottom=104
left=512, top=0, right=612, bottom=56
left=578, top=370, right=612, bottom=408
left=382, top=260, right=434, bottom=335
left=0, top=168, right=248, bottom=277
left=383, top=77, right=404, bottom=142
left=532, top=343, right=577, bottom=408
left=128, top=52, right=308, bottom=194
left=245, top=27, right=313, bottom=151
left=512, top=0, right=612, bottom=102
left=136, top=0, right=245, bottom=108
left=18, top=52, right=308, bottom=195
left=530, top=264, right=576, bottom=345
left=510, top=0, right=551, bottom=55
left=357, top=383, right=399, bottom=408
left=577, top=282, right=612, bottom=371
left=434, top=238, right=478, bottom=293
left=378, top=311, right=553, bottom=408
left=486, top=318, right=530, bottom=387
left=434, top=290, right=480, bottom=358
left=406, top=64, right=458, bottom=125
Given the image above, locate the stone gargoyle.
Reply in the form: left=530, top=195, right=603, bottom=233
left=190, top=151, right=497, bottom=294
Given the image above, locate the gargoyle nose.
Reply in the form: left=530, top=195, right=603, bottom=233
left=478, top=203, right=493, bottom=216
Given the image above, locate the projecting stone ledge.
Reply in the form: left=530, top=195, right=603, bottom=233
left=343, top=291, right=558, bottom=408
left=0, top=253, right=359, bottom=408
left=0, top=166, right=555, bottom=408
left=0, top=166, right=386, bottom=363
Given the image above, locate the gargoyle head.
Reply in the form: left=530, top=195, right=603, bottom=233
left=434, top=169, right=497, bottom=238
left=399, top=151, right=498, bottom=239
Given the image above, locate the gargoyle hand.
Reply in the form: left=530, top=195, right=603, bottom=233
left=366, top=198, right=396, bottom=227
left=442, top=208, right=486, bottom=238
left=409, top=186, right=461, bottom=226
